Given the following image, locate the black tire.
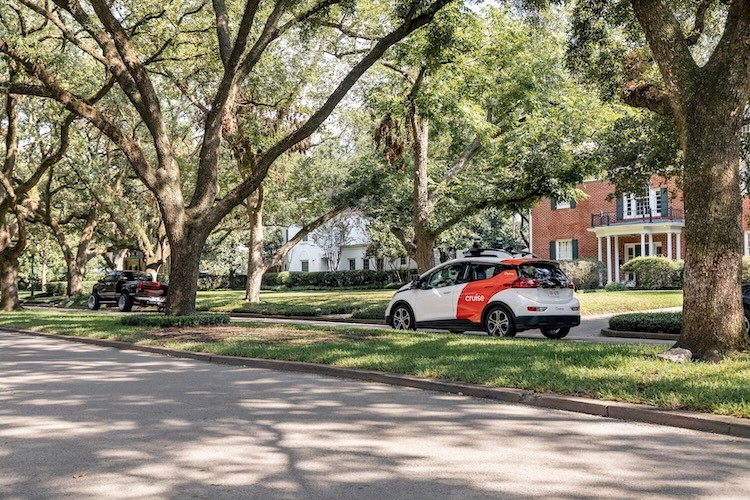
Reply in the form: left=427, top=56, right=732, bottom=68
left=118, top=293, right=134, bottom=312
left=484, top=305, right=516, bottom=337
left=391, top=304, right=415, bottom=331
left=87, top=293, right=101, bottom=311
left=541, top=327, right=570, bottom=339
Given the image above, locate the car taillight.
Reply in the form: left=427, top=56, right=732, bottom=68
left=512, top=278, right=540, bottom=288
left=568, top=282, right=575, bottom=289
left=571, top=306, right=580, bottom=311
left=137, top=282, right=142, bottom=291
left=527, top=306, right=547, bottom=312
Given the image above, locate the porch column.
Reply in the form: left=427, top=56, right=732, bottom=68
left=648, top=233, right=654, bottom=257
left=640, top=233, right=646, bottom=257
left=614, top=235, right=620, bottom=283
left=667, top=232, right=673, bottom=260
left=606, top=235, right=613, bottom=283
left=597, top=236, right=603, bottom=262
left=676, top=231, right=682, bottom=259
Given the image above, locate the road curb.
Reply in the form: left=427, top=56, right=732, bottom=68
left=601, top=328, right=679, bottom=341
left=3, top=326, right=748, bottom=440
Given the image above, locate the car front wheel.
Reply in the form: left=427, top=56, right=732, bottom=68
left=118, top=293, right=134, bottom=312
left=87, top=293, right=101, bottom=311
left=484, top=306, right=516, bottom=337
left=391, top=304, right=415, bottom=330
left=541, top=327, right=570, bottom=340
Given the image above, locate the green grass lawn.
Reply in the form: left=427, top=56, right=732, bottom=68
left=1, top=308, right=747, bottom=418
left=24, top=287, right=684, bottom=319
left=194, top=288, right=682, bottom=318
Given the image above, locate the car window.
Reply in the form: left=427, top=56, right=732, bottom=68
left=518, top=263, right=570, bottom=287
left=427, top=263, right=467, bottom=288
left=122, top=271, right=152, bottom=281
left=467, top=263, right=502, bottom=282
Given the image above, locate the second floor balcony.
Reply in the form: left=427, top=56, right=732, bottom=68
left=591, top=206, right=685, bottom=227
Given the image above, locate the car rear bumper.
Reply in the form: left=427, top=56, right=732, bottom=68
left=135, top=295, right=167, bottom=306
left=515, top=314, right=580, bottom=330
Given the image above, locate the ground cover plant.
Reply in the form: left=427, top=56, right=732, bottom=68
left=1, top=309, right=748, bottom=418
left=609, top=313, right=682, bottom=335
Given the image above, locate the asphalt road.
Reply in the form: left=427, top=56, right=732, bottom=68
left=2, top=331, right=748, bottom=499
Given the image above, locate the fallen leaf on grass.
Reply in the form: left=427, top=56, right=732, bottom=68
left=73, top=472, right=87, bottom=479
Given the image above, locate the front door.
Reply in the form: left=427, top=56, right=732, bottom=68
left=417, top=263, right=467, bottom=323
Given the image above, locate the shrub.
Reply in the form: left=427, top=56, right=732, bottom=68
left=197, top=274, right=228, bottom=291
left=742, top=256, right=750, bottom=282
left=609, top=312, right=682, bottom=335
left=44, top=281, right=67, bottom=296
left=620, top=257, right=683, bottom=289
left=121, top=313, right=230, bottom=327
left=604, top=281, right=627, bottom=292
left=559, top=259, right=604, bottom=290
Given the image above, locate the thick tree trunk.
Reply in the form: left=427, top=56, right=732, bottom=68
left=67, top=255, right=87, bottom=296
left=0, top=254, right=21, bottom=311
left=411, top=113, right=435, bottom=273
left=676, top=97, right=747, bottom=358
left=164, top=226, right=208, bottom=316
left=245, top=188, right=265, bottom=303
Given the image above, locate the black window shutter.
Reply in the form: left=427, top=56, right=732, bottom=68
left=659, top=188, right=668, bottom=215
left=572, top=239, right=579, bottom=259
left=549, top=241, right=556, bottom=260
left=570, top=199, right=576, bottom=209
left=551, top=199, right=557, bottom=210
left=616, top=197, right=624, bottom=221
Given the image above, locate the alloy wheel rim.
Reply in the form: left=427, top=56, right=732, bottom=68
left=118, top=295, right=125, bottom=308
left=488, top=310, right=508, bottom=335
left=393, top=308, right=410, bottom=329
left=88, top=296, right=95, bottom=308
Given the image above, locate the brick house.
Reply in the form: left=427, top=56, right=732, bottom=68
left=530, top=177, right=750, bottom=283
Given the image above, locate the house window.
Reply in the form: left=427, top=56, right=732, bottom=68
left=556, top=200, right=571, bottom=209
left=623, top=188, right=662, bottom=219
left=624, top=242, right=663, bottom=261
left=400, top=256, right=407, bottom=265
left=551, top=199, right=575, bottom=210
left=301, top=260, right=309, bottom=272
left=363, top=259, right=370, bottom=270
left=556, top=239, right=573, bottom=260
left=348, top=258, right=356, bottom=270
left=376, top=257, right=384, bottom=270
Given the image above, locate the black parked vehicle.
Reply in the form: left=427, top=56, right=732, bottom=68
left=87, top=270, right=168, bottom=312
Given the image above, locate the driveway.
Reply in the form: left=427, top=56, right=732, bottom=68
left=1, top=331, right=748, bottom=499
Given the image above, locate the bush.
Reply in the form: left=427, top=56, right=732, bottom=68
left=620, top=257, right=683, bottom=289
left=609, top=312, right=682, bottom=335
left=604, top=281, right=627, bottom=292
left=197, top=274, right=228, bottom=291
left=121, top=313, right=230, bottom=328
left=742, top=256, right=750, bottom=282
left=559, top=259, right=604, bottom=290
left=261, top=270, right=406, bottom=289
left=44, top=281, right=67, bottom=296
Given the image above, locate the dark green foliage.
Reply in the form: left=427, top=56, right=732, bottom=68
left=262, top=270, right=406, bottom=289
left=587, top=113, right=682, bottom=196
left=609, top=312, right=682, bottom=335
left=121, top=313, right=230, bottom=328
left=42, top=282, right=67, bottom=296
left=604, top=281, right=627, bottom=292
left=559, top=259, right=604, bottom=290
left=620, top=257, right=683, bottom=289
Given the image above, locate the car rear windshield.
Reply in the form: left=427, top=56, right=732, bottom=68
left=518, top=263, right=570, bottom=288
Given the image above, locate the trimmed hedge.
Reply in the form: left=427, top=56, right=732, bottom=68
left=620, top=257, right=683, bottom=289
left=609, top=312, right=682, bottom=335
left=559, top=259, right=604, bottom=290
left=196, top=270, right=408, bottom=291
left=121, top=313, right=230, bottom=328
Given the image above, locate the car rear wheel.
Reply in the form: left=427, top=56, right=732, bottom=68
left=541, top=327, right=570, bottom=339
left=118, top=293, right=134, bottom=312
left=391, top=304, right=415, bottom=330
left=484, top=306, right=516, bottom=337
left=87, top=293, right=101, bottom=311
